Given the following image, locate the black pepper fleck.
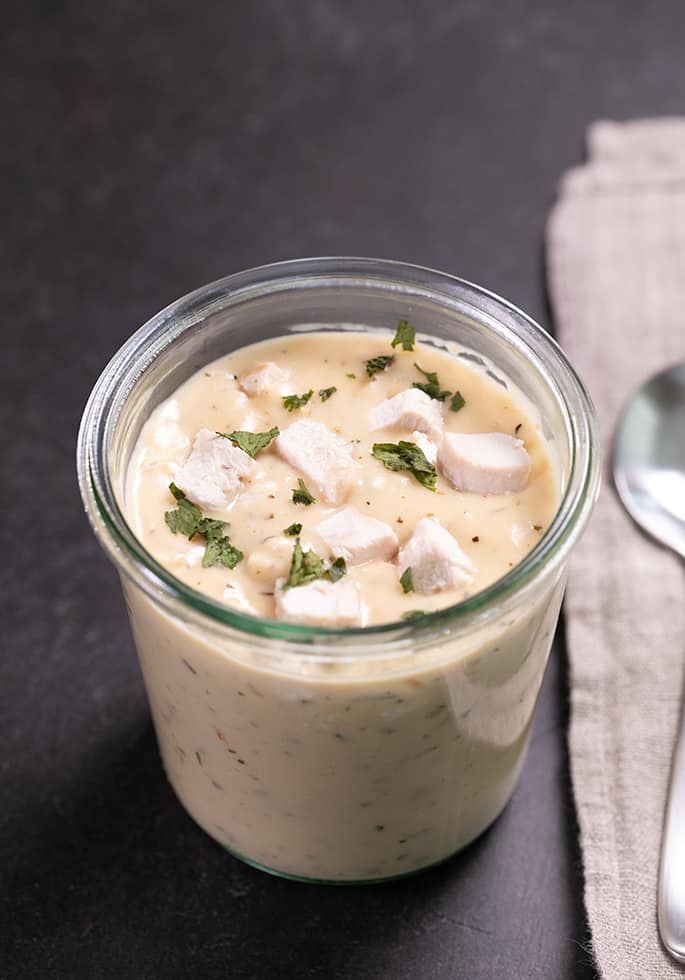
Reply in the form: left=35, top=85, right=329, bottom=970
left=375, top=825, right=385, bottom=832
left=181, top=658, right=197, bottom=675
left=472, top=535, right=480, bottom=542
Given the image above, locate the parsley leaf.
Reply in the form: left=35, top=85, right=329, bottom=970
left=282, top=538, right=325, bottom=589
left=165, top=483, right=204, bottom=537
left=282, top=538, right=347, bottom=589
left=412, top=363, right=450, bottom=401
left=292, top=478, right=316, bottom=505
left=284, top=522, right=302, bottom=536
left=218, top=426, right=279, bottom=458
left=391, top=319, right=416, bottom=351
left=202, top=528, right=244, bottom=569
left=402, top=610, right=426, bottom=621
left=449, top=391, right=465, bottom=413
left=325, top=556, right=347, bottom=583
left=371, top=441, right=437, bottom=491
left=346, top=372, right=356, bottom=379
left=282, top=390, right=314, bottom=412
left=400, top=567, right=414, bottom=593
left=365, top=355, right=394, bottom=378
left=318, top=386, right=337, bottom=402
left=164, top=484, right=243, bottom=569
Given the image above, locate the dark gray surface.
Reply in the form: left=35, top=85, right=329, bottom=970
left=3, top=1, right=685, bottom=977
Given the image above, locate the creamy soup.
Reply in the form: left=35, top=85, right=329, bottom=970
left=127, top=330, right=557, bottom=625
left=122, top=326, right=562, bottom=880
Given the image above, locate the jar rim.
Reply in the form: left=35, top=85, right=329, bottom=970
left=76, top=257, right=600, bottom=650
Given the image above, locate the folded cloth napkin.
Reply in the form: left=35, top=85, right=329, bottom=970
left=547, top=119, right=685, bottom=978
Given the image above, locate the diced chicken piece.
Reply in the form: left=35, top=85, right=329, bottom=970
left=274, top=577, right=366, bottom=627
left=174, top=428, right=254, bottom=511
left=315, top=506, right=398, bottom=565
left=237, top=362, right=290, bottom=397
left=438, top=432, right=531, bottom=494
left=411, top=430, right=438, bottom=465
left=275, top=420, right=358, bottom=505
left=398, top=517, right=475, bottom=594
left=369, top=388, right=444, bottom=442
left=247, top=536, right=295, bottom=584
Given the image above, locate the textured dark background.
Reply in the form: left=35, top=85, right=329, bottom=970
left=4, top=2, right=685, bottom=977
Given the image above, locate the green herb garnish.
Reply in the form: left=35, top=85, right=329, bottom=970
left=402, top=610, right=426, bottom=621
left=292, top=478, right=316, bottom=505
left=284, top=522, right=302, bottom=536
left=202, top=531, right=244, bottom=569
left=449, top=391, right=465, bottom=413
left=365, top=355, right=394, bottom=378
left=282, top=390, right=314, bottom=412
left=391, top=319, right=416, bottom=351
left=318, top=386, right=337, bottom=402
left=346, top=372, right=357, bottom=379
left=326, top=556, right=347, bottom=583
left=283, top=538, right=325, bottom=589
left=371, top=441, right=437, bottom=491
left=218, top=426, right=279, bottom=458
left=282, top=538, right=347, bottom=589
left=164, top=484, right=243, bottom=569
left=412, top=363, right=450, bottom=401
left=165, top=482, right=204, bottom=537
left=400, top=567, right=414, bottom=593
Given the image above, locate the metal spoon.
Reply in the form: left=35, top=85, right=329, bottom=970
left=613, top=362, right=685, bottom=963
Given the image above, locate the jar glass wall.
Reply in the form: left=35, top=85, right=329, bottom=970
left=77, top=258, right=599, bottom=882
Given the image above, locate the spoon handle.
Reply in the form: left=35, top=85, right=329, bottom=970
left=659, top=705, right=685, bottom=962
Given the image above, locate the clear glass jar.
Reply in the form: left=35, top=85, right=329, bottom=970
left=77, top=258, right=600, bottom=883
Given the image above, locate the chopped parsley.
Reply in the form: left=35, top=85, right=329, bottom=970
left=365, top=355, right=394, bottom=378
left=402, top=610, right=426, bottom=621
left=282, top=389, right=314, bottom=411
left=202, top=532, right=244, bottom=569
left=164, top=484, right=243, bottom=569
left=449, top=391, right=466, bottom=413
left=218, top=426, right=279, bottom=458
left=284, top=522, right=302, bottom=536
left=283, top=538, right=324, bottom=589
left=282, top=538, right=347, bottom=589
left=371, top=441, right=437, bottom=491
left=412, top=363, right=450, bottom=401
left=318, top=386, right=337, bottom=402
left=292, top=478, right=316, bottom=505
left=399, top=567, right=414, bottom=593
left=346, top=372, right=357, bottom=379
left=326, top=556, right=347, bottom=583
left=391, top=319, right=416, bottom=351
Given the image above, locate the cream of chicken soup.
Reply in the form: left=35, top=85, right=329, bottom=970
left=123, top=322, right=562, bottom=880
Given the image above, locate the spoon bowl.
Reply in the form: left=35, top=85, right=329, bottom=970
left=614, top=362, right=685, bottom=559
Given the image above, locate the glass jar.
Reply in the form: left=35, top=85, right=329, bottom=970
left=77, top=258, right=600, bottom=883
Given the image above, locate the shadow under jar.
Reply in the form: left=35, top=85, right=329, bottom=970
left=77, top=257, right=600, bottom=883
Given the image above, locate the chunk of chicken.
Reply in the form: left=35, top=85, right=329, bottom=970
left=274, top=578, right=365, bottom=627
left=173, top=428, right=254, bottom=511
left=398, top=517, right=475, bottom=594
left=237, top=362, right=290, bottom=397
left=369, top=388, right=444, bottom=442
left=438, top=432, right=531, bottom=494
left=315, top=506, right=398, bottom=565
left=275, top=420, right=358, bottom=505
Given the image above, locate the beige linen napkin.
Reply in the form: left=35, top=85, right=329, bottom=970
left=547, top=119, right=685, bottom=978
